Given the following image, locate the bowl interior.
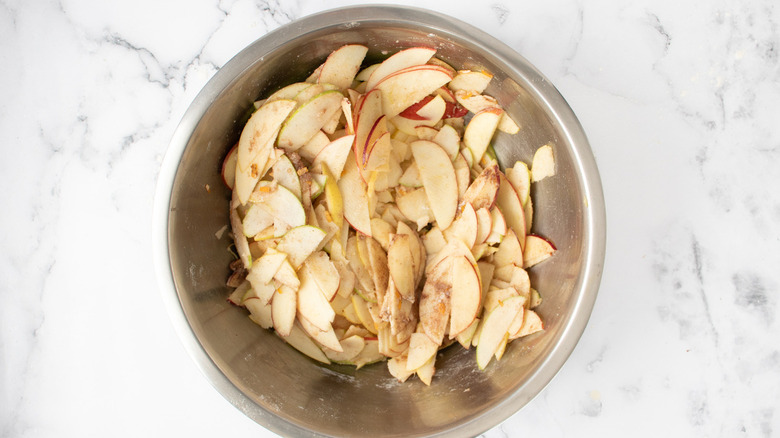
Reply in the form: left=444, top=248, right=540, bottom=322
left=165, top=7, right=602, bottom=438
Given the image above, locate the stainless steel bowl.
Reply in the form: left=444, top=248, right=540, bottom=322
left=153, top=5, right=606, bottom=437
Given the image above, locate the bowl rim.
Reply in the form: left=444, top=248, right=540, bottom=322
left=153, top=4, right=606, bottom=437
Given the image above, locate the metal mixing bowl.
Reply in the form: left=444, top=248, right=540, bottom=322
left=153, top=5, right=606, bottom=437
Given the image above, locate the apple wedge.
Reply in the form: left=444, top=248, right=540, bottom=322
left=531, top=144, right=555, bottom=182
left=272, top=284, right=297, bottom=337
left=365, top=46, right=436, bottom=91
left=374, top=65, right=454, bottom=117
left=221, top=144, right=238, bottom=190
left=449, top=255, right=482, bottom=337
left=387, top=233, right=415, bottom=301
left=523, top=234, right=556, bottom=268
left=272, top=154, right=302, bottom=200
left=456, top=318, right=480, bottom=348
left=416, top=355, right=435, bottom=386
left=496, top=173, right=526, bottom=249
left=297, top=266, right=336, bottom=332
left=463, top=107, right=502, bottom=163
left=506, top=161, right=531, bottom=205
left=277, top=90, right=343, bottom=151
left=448, top=70, right=493, bottom=94
left=422, top=226, right=447, bottom=255
left=364, top=236, right=390, bottom=305
left=275, top=225, right=327, bottom=268
left=406, top=332, right=439, bottom=371
left=337, top=157, right=372, bottom=235
left=463, top=162, right=500, bottom=210
left=419, top=256, right=453, bottom=345
left=475, top=295, right=524, bottom=369
left=234, top=134, right=274, bottom=206
left=249, top=182, right=306, bottom=229
left=246, top=248, right=287, bottom=286
left=237, top=99, right=297, bottom=170
left=323, top=334, right=365, bottom=363
left=301, top=251, right=340, bottom=301
left=279, top=321, right=330, bottom=364
left=312, top=134, right=355, bottom=179
left=317, top=44, right=368, bottom=90
left=273, top=258, right=300, bottom=290
left=411, top=140, right=459, bottom=230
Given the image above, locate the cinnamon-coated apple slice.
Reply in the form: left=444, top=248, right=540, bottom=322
left=395, top=221, right=425, bottom=286
left=523, top=234, right=556, bottom=268
left=463, top=107, right=502, bottom=162
left=246, top=248, right=287, bottom=286
left=387, top=233, right=415, bottom=301
left=297, top=315, right=342, bottom=352
left=277, top=90, right=343, bottom=151
left=297, top=267, right=336, bottom=332
left=374, top=65, right=454, bottom=117
left=317, top=44, right=368, bottom=90
left=419, top=256, right=453, bottom=345
left=476, top=295, right=524, bottom=369
left=275, top=225, right=327, bottom=269
left=463, top=162, right=500, bottom=210
left=475, top=207, right=493, bottom=244
left=449, top=255, right=482, bottom=337
left=365, top=46, right=437, bottom=91
left=411, top=140, right=459, bottom=230
left=323, top=334, right=365, bottom=363
left=249, top=182, right=306, bottom=230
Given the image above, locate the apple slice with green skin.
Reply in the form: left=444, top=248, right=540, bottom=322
left=463, top=107, right=502, bottom=163
left=476, top=295, right=525, bottom=369
left=448, top=70, right=493, bottom=94
left=496, top=173, right=527, bottom=249
left=297, top=315, right=342, bottom=352
left=449, top=255, right=482, bottom=337
left=475, top=207, right=493, bottom=244
left=272, top=154, right=302, bottom=200
left=317, top=44, right=368, bottom=90
left=249, top=182, right=306, bottom=229
left=323, top=334, right=365, bottom=362
left=338, top=157, right=372, bottom=236
left=411, top=140, right=459, bottom=230
left=374, top=65, right=454, bottom=118
left=277, top=90, right=344, bottom=152
left=463, top=162, right=500, bottom=211
left=312, top=134, right=354, bottom=179
left=506, top=161, right=531, bottom=206
left=302, top=251, right=340, bottom=301
left=523, top=234, right=556, bottom=268
left=275, top=225, right=327, bottom=269
left=242, top=203, right=274, bottom=238
left=278, top=321, right=330, bottom=364
left=221, top=144, right=238, bottom=189
left=238, top=99, right=297, bottom=171
left=531, top=144, right=556, bottom=182
left=272, top=284, right=297, bottom=337
left=444, top=202, right=478, bottom=249
left=406, top=332, right=439, bottom=371
left=365, top=46, right=437, bottom=91
left=292, top=83, right=338, bottom=104
left=456, top=317, right=480, bottom=348
left=432, top=124, right=460, bottom=160
left=419, top=256, right=453, bottom=345
left=356, top=63, right=380, bottom=82
left=266, top=82, right=312, bottom=103
left=395, top=187, right=432, bottom=230
left=483, top=287, right=521, bottom=314
left=247, top=248, right=287, bottom=286
left=387, top=233, right=415, bottom=301
left=297, top=266, right=336, bottom=332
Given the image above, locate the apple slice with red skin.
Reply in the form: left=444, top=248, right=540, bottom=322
left=317, top=44, right=368, bottom=90
left=476, top=295, right=524, bottom=369
left=411, top=140, right=459, bottom=230
left=365, top=46, right=436, bottom=91
left=277, top=90, right=343, bottom=152
left=463, top=107, right=503, bottom=163
left=373, top=65, right=454, bottom=118
left=475, top=207, right=493, bottom=244
left=449, top=255, right=482, bottom=338
left=337, top=157, right=372, bottom=236
left=398, top=95, right=434, bottom=120
left=523, top=234, right=557, bottom=268
left=496, top=172, right=527, bottom=249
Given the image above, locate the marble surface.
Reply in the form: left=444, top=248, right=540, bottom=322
left=1, top=0, right=778, bottom=436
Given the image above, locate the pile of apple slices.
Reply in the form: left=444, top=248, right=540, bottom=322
left=222, top=44, right=558, bottom=385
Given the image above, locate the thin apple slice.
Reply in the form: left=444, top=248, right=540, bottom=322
left=486, top=206, right=507, bottom=244
left=277, top=90, right=343, bottom=151
left=506, top=161, right=531, bottom=205
left=414, top=126, right=439, bottom=141
left=449, top=256, right=482, bottom=337
left=365, top=130, right=392, bottom=173
left=514, top=309, right=544, bottom=338
left=483, top=287, right=520, bottom=314
left=364, top=236, right=390, bottom=305
left=463, top=107, right=502, bottom=163
left=323, top=334, right=365, bottom=363
left=365, top=46, right=437, bottom=91
left=463, top=162, right=500, bottom=211
left=312, top=134, right=354, bottom=180
left=422, top=226, right=447, bottom=255
left=416, top=355, right=435, bottom=386
left=448, top=70, right=493, bottom=94
left=245, top=298, right=274, bottom=329
left=395, top=221, right=425, bottom=286
left=387, top=233, right=415, bottom=301
left=456, top=317, right=480, bottom=348
left=453, top=152, right=470, bottom=199
left=444, top=202, right=478, bottom=249
left=406, top=332, right=439, bottom=371
left=477, top=261, right=495, bottom=297
left=411, top=140, right=458, bottom=230
left=453, top=90, right=520, bottom=134
left=318, top=44, right=368, bottom=90
left=221, top=144, right=238, bottom=190
left=493, top=229, right=522, bottom=267
left=229, top=198, right=252, bottom=268
left=272, top=154, right=302, bottom=200
left=338, top=157, right=372, bottom=235
left=523, top=234, right=556, bottom=268
left=298, top=315, right=341, bottom=352
left=531, top=144, right=555, bottom=182
left=524, top=194, right=533, bottom=234
left=275, top=225, right=327, bottom=268
left=391, top=95, right=446, bottom=135
left=247, top=248, right=287, bottom=286
left=266, top=82, right=313, bottom=103
left=278, top=321, right=330, bottom=364
left=273, top=258, right=300, bottom=290
left=234, top=135, right=274, bottom=206
left=374, top=65, right=454, bottom=117
left=242, top=203, right=274, bottom=238
left=297, top=266, right=336, bottom=332
left=351, top=293, right=377, bottom=334
left=432, top=124, right=460, bottom=160
left=302, top=251, right=340, bottom=301
left=249, top=182, right=306, bottom=229
left=388, top=357, right=415, bottom=382
left=356, top=63, right=380, bottom=82
left=475, top=207, right=492, bottom=244
left=399, top=162, right=423, bottom=188
left=369, top=218, right=394, bottom=250
left=227, top=280, right=251, bottom=306
left=238, top=99, right=297, bottom=170
left=419, top=256, right=453, bottom=345
left=476, top=295, right=524, bottom=369
left=496, top=173, right=526, bottom=249
left=272, top=284, right=297, bottom=337
left=395, top=187, right=433, bottom=230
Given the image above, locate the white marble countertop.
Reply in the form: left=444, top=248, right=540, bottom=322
left=2, top=0, right=778, bottom=436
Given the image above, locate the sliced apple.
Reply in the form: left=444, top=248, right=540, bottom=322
left=486, top=206, right=507, bottom=244
left=323, top=334, right=365, bottom=363
left=351, top=293, right=377, bottom=334
left=432, top=124, right=460, bottom=160
left=297, top=314, right=342, bottom=352
left=456, top=317, right=480, bottom=348
left=338, top=157, right=372, bottom=235
left=422, top=226, right=447, bottom=255
left=365, top=46, right=437, bottom=91
left=272, top=154, right=302, bottom=200
left=449, top=256, right=482, bottom=337
left=463, top=107, right=502, bottom=163
left=238, top=99, right=297, bottom=170
left=387, top=233, right=415, bottom=301
left=399, top=162, right=423, bottom=188
left=493, top=229, right=523, bottom=267
left=317, top=44, right=368, bottom=90
left=297, top=266, right=336, bottom=331
left=279, top=321, right=330, bottom=364
left=277, top=90, right=344, bottom=151
left=234, top=134, right=274, bottom=205
left=448, top=70, right=493, bottom=94
left=229, top=199, right=252, bottom=268
left=474, top=207, right=492, bottom=244
left=242, top=203, right=274, bottom=238
left=463, top=162, right=500, bottom=211
left=388, top=357, right=415, bottom=382
left=411, top=140, right=458, bottom=230
left=302, top=251, right=340, bottom=301
left=374, top=65, right=454, bottom=118
left=531, top=144, right=555, bottom=182
left=418, top=256, right=453, bottom=345
left=523, top=234, right=556, bottom=268
left=356, top=63, right=380, bottom=82
left=249, top=182, right=306, bottom=229
left=444, top=202, right=478, bottom=249
left=476, top=295, right=524, bottom=369
left=395, top=221, right=425, bottom=286
left=395, top=187, right=432, bottom=230
left=311, top=134, right=354, bottom=179
left=272, top=284, right=297, bottom=337
left=514, top=309, right=544, bottom=338
left=227, top=280, right=251, bottom=306
left=496, top=173, right=526, bottom=248
left=416, top=355, right=435, bottom=386
left=245, top=298, right=274, bottom=329
left=275, top=225, right=327, bottom=268
left=364, top=236, right=390, bottom=304
left=221, top=144, right=238, bottom=190
left=391, top=95, right=446, bottom=135
left=273, top=258, right=300, bottom=290
left=524, top=194, right=533, bottom=234
left=506, top=161, right=531, bottom=205
left=246, top=248, right=287, bottom=286
left=453, top=153, right=470, bottom=199
left=266, top=82, right=313, bottom=103
left=406, top=332, right=439, bottom=371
